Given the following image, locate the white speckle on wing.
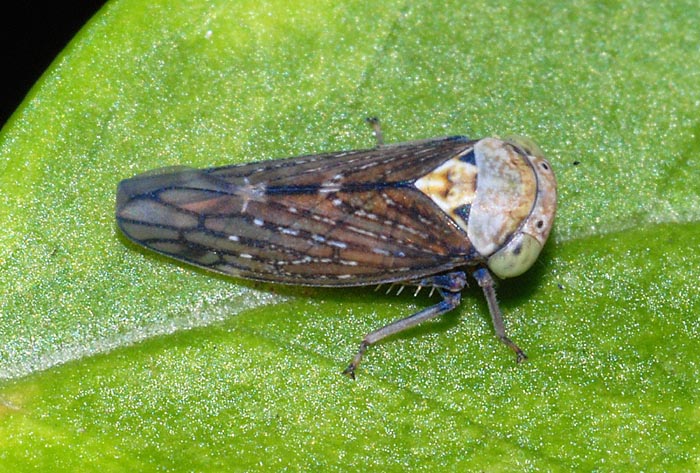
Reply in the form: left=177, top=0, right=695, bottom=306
left=279, top=227, right=300, bottom=236
left=328, top=240, right=348, bottom=249
left=319, top=181, right=342, bottom=193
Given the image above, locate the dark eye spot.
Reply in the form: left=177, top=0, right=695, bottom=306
left=540, top=162, right=549, bottom=171
left=536, top=220, right=544, bottom=229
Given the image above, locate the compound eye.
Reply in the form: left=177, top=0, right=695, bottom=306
left=487, top=233, right=542, bottom=279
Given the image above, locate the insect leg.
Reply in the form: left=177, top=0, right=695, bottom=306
left=365, top=117, right=384, bottom=146
left=473, top=268, right=528, bottom=363
left=343, top=271, right=466, bottom=379
left=418, top=271, right=467, bottom=291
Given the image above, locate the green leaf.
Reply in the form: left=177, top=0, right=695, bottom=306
left=1, top=0, right=698, bottom=470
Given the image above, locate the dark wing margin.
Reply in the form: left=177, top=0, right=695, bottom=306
left=116, top=137, right=481, bottom=286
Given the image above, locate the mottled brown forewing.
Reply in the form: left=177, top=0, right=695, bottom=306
left=116, top=137, right=480, bottom=286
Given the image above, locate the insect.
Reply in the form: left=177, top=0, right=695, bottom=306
left=116, top=120, right=557, bottom=378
